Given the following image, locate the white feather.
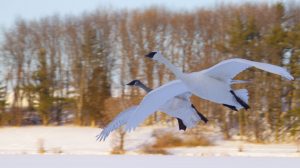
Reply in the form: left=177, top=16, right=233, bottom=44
left=96, top=106, right=137, bottom=141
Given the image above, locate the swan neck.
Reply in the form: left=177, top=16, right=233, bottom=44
left=159, top=56, right=183, bottom=78
left=136, top=83, right=152, bottom=93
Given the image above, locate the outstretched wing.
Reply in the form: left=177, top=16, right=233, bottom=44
left=203, top=58, right=294, bottom=83
left=96, top=106, right=138, bottom=141
left=125, top=80, right=190, bottom=131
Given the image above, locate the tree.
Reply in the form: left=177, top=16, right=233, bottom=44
left=80, top=17, right=112, bottom=126
left=1, top=19, right=30, bottom=125
left=262, top=3, right=288, bottom=142
left=33, top=48, right=53, bottom=125
left=0, top=82, right=7, bottom=125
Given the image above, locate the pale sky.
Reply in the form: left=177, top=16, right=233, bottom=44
left=0, top=0, right=297, bottom=29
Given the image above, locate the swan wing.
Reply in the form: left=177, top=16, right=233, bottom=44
left=96, top=106, right=138, bottom=141
left=125, top=80, right=190, bottom=131
left=231, top=80, right=250, bottom=84
left=203, top=58, right=294, bottom=83
left=175, top=92, right=192, bottom=101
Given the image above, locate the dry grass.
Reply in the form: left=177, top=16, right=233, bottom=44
left=140, top=132, right=179, bottom=155
left=183, top=135, right=214, bottom=147
left=110, top=147, right=126, bottom=155
left=152, top=132, right=183, bottom=148
left=296, top=140, right=300, bottom=153
left=110, top=128, right=126, bottom=155
left=152, top=131, right=214, bottom=148
left=141, top=144, right=169, bottom=155
left=51, top=147, right=63, bottom=154
left=141, top=130, right=214, bottom=155
left=238, top=144, right=244, bottom=152
left=37, top=138, right=46, bottom=154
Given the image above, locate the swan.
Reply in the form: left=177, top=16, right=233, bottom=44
left=146, top=51, right=294, bottom=110
left=96, top=79, right=208, bottom=141
left=125, top=52, right=293, bottom=131
left=126, top=79, right=208, bottom=128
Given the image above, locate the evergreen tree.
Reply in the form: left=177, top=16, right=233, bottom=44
left=285, top=22, right=300, bottom=140
left=221, top=13, right=261, bottom=140
left=263, top=3, right=288, bottom=142
left=81, top=23, right=111, bottom=126
left=33, top=48, right=53, bottom=125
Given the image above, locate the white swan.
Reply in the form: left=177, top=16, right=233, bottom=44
left=127, top=80, right=208, bottom=128
left=125, top=52, right=293, bottom=131
left=96, top=79, right=208, bottom=141
left=146, top=51, right=294, bottom=109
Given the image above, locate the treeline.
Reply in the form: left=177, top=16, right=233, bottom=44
left=0, top=3, right=299, bottom=142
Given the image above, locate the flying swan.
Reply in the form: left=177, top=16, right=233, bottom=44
left=124, top=51, right=293, bottom=131
left=127, top=79, right=208, bottom=127
left=96, top=80, right=208, bottom=141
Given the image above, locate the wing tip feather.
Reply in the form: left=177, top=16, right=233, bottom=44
left=282, top=71, right=294, bottom=80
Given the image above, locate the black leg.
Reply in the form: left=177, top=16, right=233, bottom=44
left=177, top=118, right=187, bottom=131
left=223, top=104, right=238, bottom=111
left=191, top=104, right=208, bottom=123
left=230, top=90, right=250, bottom=110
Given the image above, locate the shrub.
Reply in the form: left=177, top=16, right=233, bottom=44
left=37, top=138, right=46, bottom=154
left=141, top=144, right=169, bottom=155
left=152, top=132, right=183, bottom=148
left=238, top=144, right=244, bottom=152
left=183, top=135, right=214, bottom=147
left=110, top=146, right=126, bottom=154
left=110, top=128, right=126, bottom=154
left=140, top=130, right=214, bottom=155
left=152, top=130, right=214, bottom=148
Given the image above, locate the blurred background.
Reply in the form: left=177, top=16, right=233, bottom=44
left=0, top=0, right=299, bottom=157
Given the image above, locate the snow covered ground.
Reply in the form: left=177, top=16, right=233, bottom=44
left=0, top=125, right=155, bottom=155
left=0, top=126, right=299, bottom=158
left=1, top=155, right=300, bottom=168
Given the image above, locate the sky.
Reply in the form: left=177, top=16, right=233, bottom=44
left=0, top=0, right=298, bottom=29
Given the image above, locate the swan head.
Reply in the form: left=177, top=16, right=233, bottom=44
left=145, top=51, right=161, bottom=61
left=126, top=80, right=141, bottom=86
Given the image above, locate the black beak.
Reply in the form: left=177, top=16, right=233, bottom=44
left=145, top=51, right=157, bottom=58
left=126, top=80, right=138, bottom=86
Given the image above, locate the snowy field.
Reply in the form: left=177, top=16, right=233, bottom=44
left=1, top=126, right=300, bottom=168
left=1, top=155, right=300, bottom=168
left=0, top=126, right=300, bottom=157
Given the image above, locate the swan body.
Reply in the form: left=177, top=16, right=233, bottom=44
left=183, top=71, right=244, bottom=109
